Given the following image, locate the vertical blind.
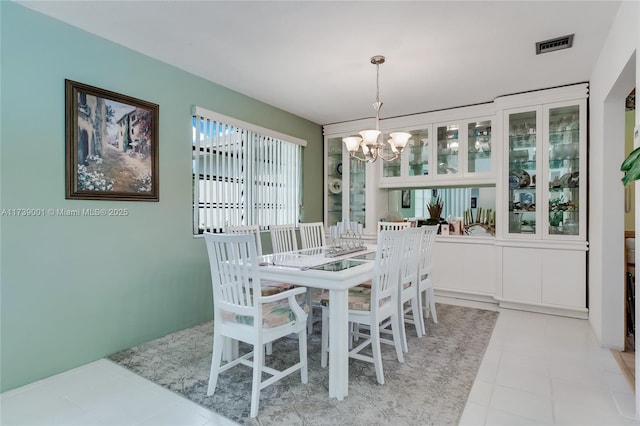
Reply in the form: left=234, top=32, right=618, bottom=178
left=440, top=187, right=472, bottom=220
left=192, top=107, right=304, bottom=234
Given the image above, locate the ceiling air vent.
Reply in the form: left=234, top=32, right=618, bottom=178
left=536, top=34, right=574, bottom=55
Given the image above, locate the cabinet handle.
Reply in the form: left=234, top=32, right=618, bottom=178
left=625, top=186, right=632, bottom=213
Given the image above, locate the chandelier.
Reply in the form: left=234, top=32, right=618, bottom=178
left=342, top=55, right=412, bottom=163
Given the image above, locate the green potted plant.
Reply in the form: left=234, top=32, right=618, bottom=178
left=620, top=146, right=640, bottom=186
left=426, top=196, right=444, bottom=226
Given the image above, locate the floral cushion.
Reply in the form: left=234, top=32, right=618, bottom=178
left=319, top=286, right=391, bottom=312
left=260, top=281, right=296, bottom=296
left=244, top=281, right=296, bottom=297
left=359, top=279, right=410, bottom=290
left=222, top=299, right=309, bottom=328
left=358, top=280, right=372, bottom=289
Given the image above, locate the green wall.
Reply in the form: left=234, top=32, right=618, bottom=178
left=0, top=2, right=323, bottom=392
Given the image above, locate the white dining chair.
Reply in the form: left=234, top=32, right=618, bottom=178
left=298, top=222, right=327, bottom=334
left=416, top=225, right=439, bottom=335
left=395, top=226, right=424, bottom=350
left=226, top=224, right=297, bottom=354
left=203, top=232, right=308, bottom=418
left=299, top=222, right=326, bottom=250
left=377, top=221, right=411, bottom=237
left=226, top=224, right=263, bottom=256
left=319, top=229, right=405, bottom=385
left=270, top=224, right=298, bottom=253
left=227, top=224, right=294, bottom=297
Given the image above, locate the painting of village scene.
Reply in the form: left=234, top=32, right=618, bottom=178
left=65, top=80, right=159, bottom=201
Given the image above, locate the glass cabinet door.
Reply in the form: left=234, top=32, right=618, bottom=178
left=436, top=124, right=460, bottom=176
left=467, top=120, right=492, bottom=174
left=507, top=110, right=538, bottom=236
left=407, top=128, right=431, bottom=177
left=349, top=157, right=366, bottom=226
left=380, top=133, right=401, bottom=178
left=326, top=137, right=344, bottom=226
left=546, top=104, right=580, bottom=236
left=379, top=127, right=431, bottom=183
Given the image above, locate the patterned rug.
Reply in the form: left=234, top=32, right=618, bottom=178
left=108, top=303, right=498, bottom=425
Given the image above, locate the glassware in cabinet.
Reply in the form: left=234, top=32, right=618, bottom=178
left=379, top=126, right=432, bottom=184
left=507, top=110, right=538, bottom=236
left=407, top=128, right=431, bottom=176
left=349, top=156, right=366, bottom=226
left=380, top=136, right=401, bottom=178
left=326, top=137, right=344, bottom=226
left=503, top=98, right=585, bottom=240
left=467, top=120, right=492, bottom=174
left=437, top=124, right=460, bottom=176
left=547, top=104, right=580, bottom=236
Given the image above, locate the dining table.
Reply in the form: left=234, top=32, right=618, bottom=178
left=259, top=245, right=376, bottom=400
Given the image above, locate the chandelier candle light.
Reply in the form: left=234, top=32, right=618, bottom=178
left=343, top=55, right=412, bottom=163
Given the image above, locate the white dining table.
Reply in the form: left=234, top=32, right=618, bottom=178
left=259, top=246, right=376, bottom=400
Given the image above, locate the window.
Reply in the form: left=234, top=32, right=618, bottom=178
left=192, top=106, right=305, bottom=235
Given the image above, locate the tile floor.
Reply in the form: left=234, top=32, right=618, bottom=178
left=2, top=298, right=640, bottom=425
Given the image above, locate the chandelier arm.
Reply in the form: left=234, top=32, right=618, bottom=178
left=349, top=151, right=372, bottom=162
left=378, top=151, right=400, bottom=162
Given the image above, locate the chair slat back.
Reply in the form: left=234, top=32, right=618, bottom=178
left=418, top=225, right=439, bottom=275
left=226, top=225, right=263, bottom=256
left=270, top=224, right=298, bottom=253
left=377, top=221, right=411, bottom=238
left=372, top=230, right=405, bottom=312
left=399, top=227, right=423, bottom=285
left=299, top=222, right=326, bottom=249
left=204, top=233, right=260, bottom=319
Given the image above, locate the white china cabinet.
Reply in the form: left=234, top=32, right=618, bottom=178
left=495, top=83, right=588, bottom=318
left=377, top=104, right=496, bottom=188
left=323, top=83, right=589, bottom=319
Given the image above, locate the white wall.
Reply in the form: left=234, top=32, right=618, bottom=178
left=588, top=0, right=639, bottom=348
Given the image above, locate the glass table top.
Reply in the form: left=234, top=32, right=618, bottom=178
left=309, top=259, right=366, bottom=272
left=350, top=251, right=376, bottom=261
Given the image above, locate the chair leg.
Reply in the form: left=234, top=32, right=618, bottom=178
left=370, top=322, right=385, bottom=385
left=349, top=322, right=355, bottom=349
left=417, top=289, right=427, bottom=337
left=321, top=308, right=329, bottom=368
left=398, top=300, right=409, bottom=353
left=410, top=295, right=422, bottom=338
left=428, top=287, right=438, bottom=324
left=207, top=331, right=224, bottom=396
left=299, top=328, right=308, bottom=383
left=265, top=342, right=272, bottom=355
left=390, top=311, right=405, bottom=364
left=250, top=342, right=264, bottom=418
left=306, top=291, right=314, bottom=334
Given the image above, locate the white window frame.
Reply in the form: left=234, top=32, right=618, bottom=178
left=192, top=106, right=306, bottom=235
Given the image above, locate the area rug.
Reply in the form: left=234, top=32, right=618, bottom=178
left=108, top=303, right=498, bottom=425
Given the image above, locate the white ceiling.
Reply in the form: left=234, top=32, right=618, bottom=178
left=17, top=1, right=621, bottom=125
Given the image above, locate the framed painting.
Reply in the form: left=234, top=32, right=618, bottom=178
left=65, top=79, right=159, bottom=201
left=401, top=189, right=411, bottom=208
